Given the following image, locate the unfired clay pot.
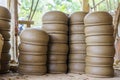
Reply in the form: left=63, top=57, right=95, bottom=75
left=1, top=52, right=11, bottom=62
left=69, top=62, right=85, bottom=74
left=85, top=65, right=114, bottom=78
left=18, top=64, right=46, bottom=75
left=42, top=11, right=68, bottom=24
left=48, top=63, right=67, bottom=73
left=48, top=54, right=67, bottom=63
left=85, top=25, right=114, bottom=36
left=20, top=28, right=49, bottom=45
left=84, top=11, right=112, bottom=26
left=69, top=25, right=84, bottom=34
left=49, top=33, right=68, bottom=43
left=70, top=12, right=87, bottom=24
left=0, top=6, right=11, bottom=21
left=18, top=54, right=47, bottom=65
left=19, top=43, right=47, bottom=53
left=0, top=31, right=10, bottom=40
left=86, top=56, right=114, bottom=65
left=42, top=24, right=68, bottom=33
left=0, top=20, right=10, bottom=30
left=2, top=41, right=11, bottom=53
left=0, top=62, right=10, bottom=73
left=87, top=46, right=115, bottom=57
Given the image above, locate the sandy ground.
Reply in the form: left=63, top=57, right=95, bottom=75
left=0, top=70, right=120, bottom=80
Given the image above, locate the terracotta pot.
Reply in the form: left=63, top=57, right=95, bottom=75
left=0, top=31, right=10, bottom=40
left=18, top=54, right=47, bottom=65
left=1, top=52, right=11, bottom=62
left=19, top=43, right=47, bottom=53
left=69, top=34, right=85, bottom=43
left=2, top=41, right=11, bottom=53
left=42, top=11, right=68, bottom=24
left=86, top=36, right=114, bottom=45
left=0, top=62, right=10, bottom=73
left=86, top=56, right=114, bottom=65
left=19, top=51, right=47, bottom=55
left=69, top=25, right=84, bottom=34
left=85, top=65, right=114, bottom=78
left=20, top=28, right=49, bottom=45
left=0, top=6, right=11, bottom=21
left=84, top=11, right=112, bottom=26
left=70, top=12, right=87, bottom=24
left=87, top=46, right=115, bottom=57
left=49, top=33, right=68, bottom=43
left=48, top=43, right=68, bottom=54
left=69, top=62, right=85, bottom=74
left=48, top=54, right=67, bottom=63
left=42, top=24, right=68, bottom=33
left=48, top=63, right=67, bottom=73
left=0, top=20, right=10, bottom=30
left=69, top=53, right=85, bottom=62
left=18, top=64, right=46, bottom=75
left=70, top=44, right=86, bottom=53
left=85, top=25, right=114, bottom=36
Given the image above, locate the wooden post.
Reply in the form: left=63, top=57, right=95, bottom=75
left=82, top=0, right=89, bottom=12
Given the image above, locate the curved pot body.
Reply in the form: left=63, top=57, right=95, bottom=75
left=0, top=62, right=10, bottom=73
left=2, top=41, right=11, bottom=53
left=0, top=20, right=10, bottom=30
left=0, top=31, right=10, bottom=40
left=1, top=52, right=11, bottom=62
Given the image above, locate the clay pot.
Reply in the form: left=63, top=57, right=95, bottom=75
left=0, top=6, right=11, bottom=21
left=85, top=25, right=114, bottom=36
left=19, top=43, right=47, bottom=53
left=48, top=63, right=67, bottom=73
left=84, top=11, right=112, bottom=26
left=69, top=25, right=84, bottom=34
left=48, top=43, right=68, bottom=54
left=18, top=64, right=46, bottom=75
left=69, top=62, right=85, bottom=74
left=1, top=52, right=11, bottom=62
left=2, top=41, right=11, bottom=53
left=69, top=34, right=85, bottom=43
left=49, top=33, right=68, bottom=43
left=0, top=34, right=3, bottom=60
left=86, top=56, right=114, bottom=65
left=0, top=20, right=10, bottom=30
left=0, top=31, right=10, bottom=40
left=0, top=62, right=10, bottom=73
left=42, top=24, right=68, bottom=33
left=70, top=12, right=87, bottom=24
left=19, top=51, right=47, bottom=55
left=42, top=11, right=68, bottom=24
left=86, top=36, right=114, bottom=45
left=87, top=46, right=115, bottom=57
left=18, top=54, right=47, bottom=65
left=85, top=65, right=114, bottom=78
left=48, top=54, right=67, bottom=63
left=20, top=28, right=49, bottom=45
left=69, top=53, right=85, bottom=62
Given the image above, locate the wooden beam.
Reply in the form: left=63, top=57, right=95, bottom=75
left=18, top=20, right=34, bottom=27
left=82, top=0, right=89, bottom=12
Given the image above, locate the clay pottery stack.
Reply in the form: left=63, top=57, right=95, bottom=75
left=18, top=28, right=49, bottom=75
left=0, top=6, right=11, bottom=73
left=84, top=11, right=114, bottom=78
left=42, top=11, right=68, bottom=73
left=68, top=12, right=87, bottom=74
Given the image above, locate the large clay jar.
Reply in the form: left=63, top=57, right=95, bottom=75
left=0, top=20, right=10, bottom=30
left=0, top=31, right=10, bottom=40
left=2, top=41, right=11, bottom=53
left=42, top=11, right=68, bottom=24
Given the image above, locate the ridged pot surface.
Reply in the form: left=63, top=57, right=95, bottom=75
left=85, top=65, right=114, bottom=78
left=42, top=24, right=68, bottom=33
left=20, top=28, right=49, bottom=45
left=84, top=11, right=112, bottom=26
left=2, top=41, right=11, bottom=53
left=87, top=46, right=115, bottom=57
left=49, top=33, right=68, bottom=43
left=0, top=20, right=10, bottom=30
left=48, top=63, right=67, bottom=73
left=69, top=62, right=85, bottom=74
left=0, top=31, right=10, bottom=40
left=85, top=25, right=113, bottom=36
left=1, top=52, right=11, bottom=62
left=18, top=64, right=46, bottom=75
left=19, top=51, right=47, bottom=55
left=86, top=56, right=114, bottom=65
left=42, top=11, right=68, bottom=24
left=70, top=12, right=87, bottom=24
left=19, top=43, right=47, bottom=53
left=0, top=63, right=9, bottom=73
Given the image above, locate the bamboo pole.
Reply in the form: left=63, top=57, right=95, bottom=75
left=82, top=0, right=89, bottom=12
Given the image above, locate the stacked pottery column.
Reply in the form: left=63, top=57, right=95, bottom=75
left=0, top=6, right=11, bottom=73
left=84, top=12, right=115, bottom=77
left=69, top=12, right=87, bottom=74
left=42, top=11, right=68, bottom=73
left=18, top=28, right=49, bottom=75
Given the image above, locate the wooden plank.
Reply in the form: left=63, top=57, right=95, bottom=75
left=82, top=0, right=89, bottom=12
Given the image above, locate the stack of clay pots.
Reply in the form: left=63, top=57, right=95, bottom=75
left=18, top=28, right=49, bottom=75
left=0, top=6, right=11, bottom=73
left=84, top=11, right=115, bottom=78
left=68, top=12, right=87, bottom=74
left=42, top=11, right=68, bottom=73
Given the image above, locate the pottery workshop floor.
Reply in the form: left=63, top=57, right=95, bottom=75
left=0, top=70, right=120, bottom=80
